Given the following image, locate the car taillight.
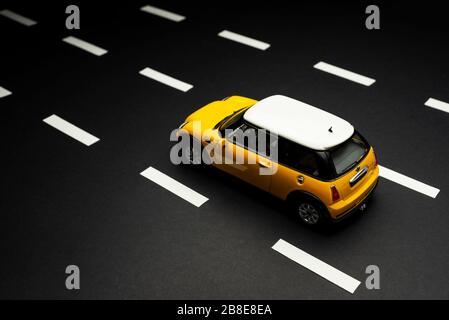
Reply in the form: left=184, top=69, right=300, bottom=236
left=331, top=185, right=340, bottom=202
left=373, top=149, right=378, bottom=167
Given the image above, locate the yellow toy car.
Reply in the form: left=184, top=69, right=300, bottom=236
left=177, top=95, right=379, bottom=225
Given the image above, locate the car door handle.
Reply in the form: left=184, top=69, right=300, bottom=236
left=258, top=159, right=271, bottom=168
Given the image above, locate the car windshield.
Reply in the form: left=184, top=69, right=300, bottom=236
left=217, top=107, right=247, bottom=134
left=330, top=132, right=369, bottom=176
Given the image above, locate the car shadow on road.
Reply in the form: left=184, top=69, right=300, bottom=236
left=185, top=163, right=374, bottom=237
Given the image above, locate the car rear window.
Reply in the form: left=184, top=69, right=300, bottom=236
left=330, top=132, right=369, bottom=176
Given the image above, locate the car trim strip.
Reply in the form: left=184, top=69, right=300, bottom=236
left=349, top=165, right=368, bottom=187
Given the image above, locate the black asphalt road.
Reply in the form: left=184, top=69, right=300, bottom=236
left=1, top=0, right=449, bottom=299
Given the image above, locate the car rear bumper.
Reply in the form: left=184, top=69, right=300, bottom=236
left=329, top=177, right=378, bottom=222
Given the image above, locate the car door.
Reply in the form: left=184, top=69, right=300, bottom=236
left=219, top=122, right=272, bottom=192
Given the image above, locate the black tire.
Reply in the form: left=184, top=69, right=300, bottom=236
left=289, top=195, right=328, bottom=227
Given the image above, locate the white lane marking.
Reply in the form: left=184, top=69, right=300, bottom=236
left=0, top=86, right=12, bottom=98
left=62, top=36, right=108, bottom=56
left=379, top=165, right=440, bottom=198
left=140, top=167, right=208, bottom=207
left=43, top=114, right=100, bottom=146
left=0, top=9, right=37, bottom=26
left=314, top=61, right=376, bottom=86
left=272, top=239, right=361, bottom=294
left=218, top=30, right=270, bottom=51
left=140, top=4, right=185, bottom=22
left=425, top=98, right=449, bottom=114
left=139, top=67, right=193, bottom=92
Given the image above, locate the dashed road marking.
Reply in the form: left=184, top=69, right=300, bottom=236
left=140, top=166, right=208, bottom=207
left=313, top=61, right=376, bottom=86
left=62, top=36, right=108, bottom=56
left=379, top=165, right=440, bottom=198
left=0, top=86, right=12, bottom=98
left=218, top=30, right=270, bottom=51
left=43, top=114, right=100, bottom=146
left=0, top=9, right=37, bottom=26
left=425, top=98, right=449, bottom=114
left=140, top=4, right=185, bottom=22
left=272, top=239, right=361, bottom=294
left=139, top=67, right=193, bottom=92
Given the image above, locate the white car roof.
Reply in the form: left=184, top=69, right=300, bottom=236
left=243, top=95, right=354, bottom=150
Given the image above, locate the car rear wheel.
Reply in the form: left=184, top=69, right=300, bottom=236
left=298, top=202, right=321, bottom=225
left=290, top=196, right=327, bottom=226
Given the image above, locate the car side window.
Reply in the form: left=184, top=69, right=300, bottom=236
left=227, top=122, right=280, bottom=158
left=278, top=138, right=321, bottom=177
left=227, top=123, right=258, bottom=151
left=258, top=130, right=279, bottom=159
